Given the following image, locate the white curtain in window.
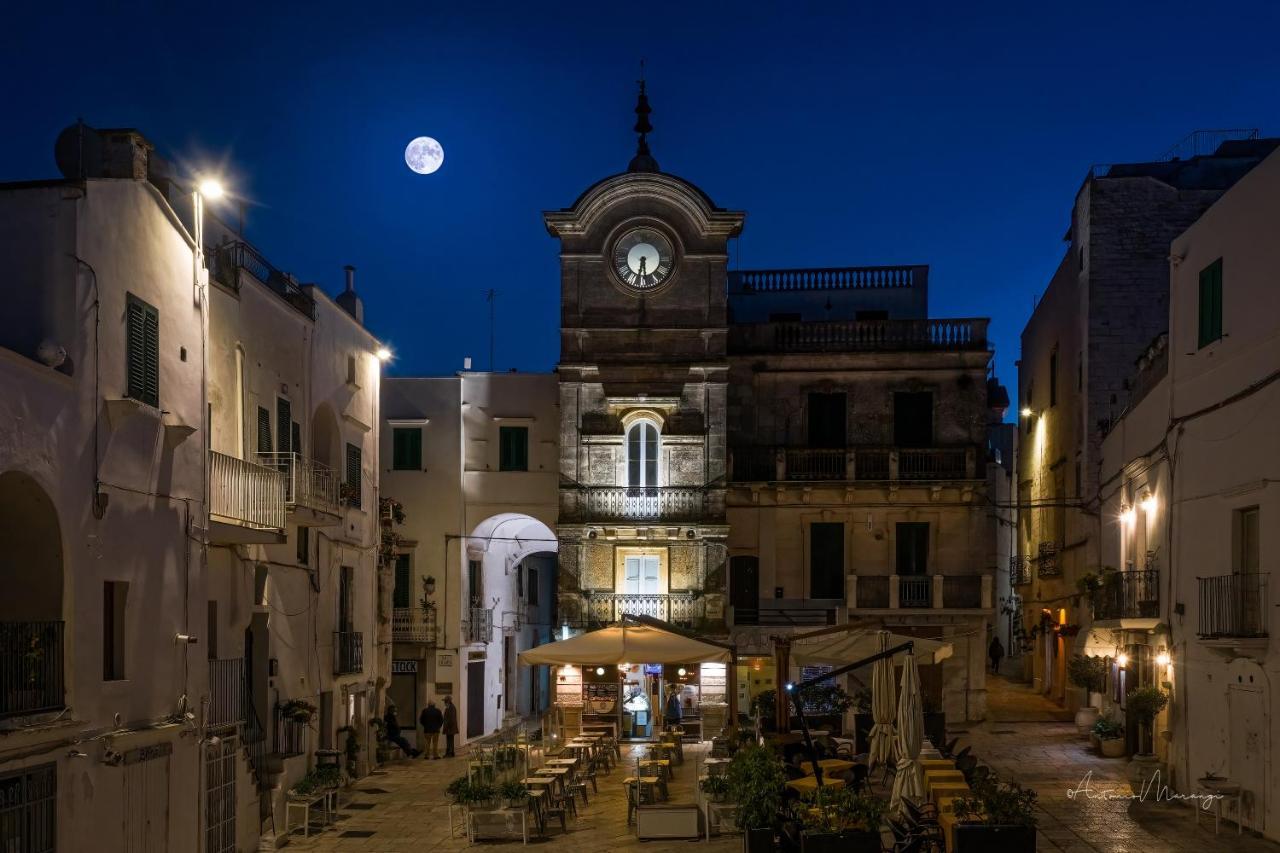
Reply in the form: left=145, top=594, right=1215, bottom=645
left=626, top=421, right=659, bottom=487
left=624, top=555, right=660, bottom=594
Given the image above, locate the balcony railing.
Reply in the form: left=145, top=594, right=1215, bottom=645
left=731, top=265, right=922, bottom=293
left=333, top=631, right=363, bottom=675
left=733, top=599, right=838, bottom=627
left=0, top=621, right=64, bottom=719
left=256, top=452, right=340, bottom=517
left=210, top=240, right=316, bottom=319
left=1092, top=569, right=1160, bottom=622
left=1010, top=555, right=1032, bottom=586
left=729, top=446, right=976, bottom=483
left=392, top=607, right=438, bottom=645
left=731, top=318, right=989, bottom=354
left=1036, top=542, right=1061, bottom=578
left=850, top=574, right=992, bottom=611
left=899, top=576, right=932, bottom=608
left=209, top=450, right=286, bottom=531
left=586, top=593, right=704, bottom=626
left=569, top=487, right=707, bottom=522
left=462, top=608, right=493, bottom=645
left=1198, top=573, right=1268, bottom=639
left=274, top=706, right=307, bottom=758
left=208, top=657, right=246, bottom=728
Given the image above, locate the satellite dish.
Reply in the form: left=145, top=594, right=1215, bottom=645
left=54, top=122, right=104, bottom=179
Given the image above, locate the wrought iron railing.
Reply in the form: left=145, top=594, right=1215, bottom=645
left=274, top=706, right=307, bottom=758
left=333, top=631, right=364, bottom=675
left=572, top=487, right=706, bottom=521
left=256, top=452, right=340, bottom=516
left=731, top=265, right=921, bottom=292
left=210, top=240, right=316, bottom=319
left=898, top=448, right=969, bottom=480
left=1036, top=542, right=1061, bottom=578
left=1010, top=555, right=1032, bottom=586
left=730, top=318, right=988, bottom=354
left=856, top=576, right=890, bottom=608
left=462, top=608, right=493, bottom=644
left=585, top=593, right=703, bottom=626
left=899, top=576, right=932, bottom=608
left=207, top=658, right=246, bottom=728
left=784, top=448, right=845, bottom=480
left=1198, top=573, right=1268, bottom=639
left=392, top=607, right=438, bottom=645
left=728, top=445, right=974, bottom=482
left=209, top=450, right=286, bottom=531
left=1092, top=569, right=1160, bottom=621
left=0, top=622, right=64, bottom=719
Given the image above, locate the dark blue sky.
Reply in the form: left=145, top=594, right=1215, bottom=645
left=6, top=2, right=1279, bottom=395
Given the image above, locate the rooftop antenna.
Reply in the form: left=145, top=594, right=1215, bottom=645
left=487, top=289, right=496, bottom=371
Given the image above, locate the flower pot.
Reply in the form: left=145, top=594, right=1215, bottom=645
left=954, top=823, right=1036, bottom=852
left=1074, top=706, right=1100, bottom=735
left=1128, top=753, right=1164, bottom=789
left=1100, top=738, right=1126, bottom=758
left=1089, top=732, right=1101, bottom=751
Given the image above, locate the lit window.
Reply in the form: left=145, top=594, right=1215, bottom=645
left=626, top=421, right=660, bottom=488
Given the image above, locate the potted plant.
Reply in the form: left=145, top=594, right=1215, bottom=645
left=498, top=779, right=528, bottom=809
left=1093, top=715, right=1125, bottom=757
left=953, top=776, right=1037, bottom=852
left=280, top=698, right=317, bottom=723
left=700, top=773, right=730, bottom=803
left=752, top=690, right=778, bottom=734
left=446, top=775, right=472, bottom=804
left=726, top=744, right=786, bottom=853
left=797, top=785, right=884, bottom=853
left=1125, top=686, right=1169, bottom=787
left=1066, top=655, right=1107, bottom=735
left=797, top=682, right=852, bottom=735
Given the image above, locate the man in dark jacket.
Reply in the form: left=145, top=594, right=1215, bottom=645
left=442, top=695, right=459, bottom=757
left=989, top=635, right=1005, bottom=675
left=384, top=703, right=421, bottom=757
left=419, top=699, right=444, bottom=759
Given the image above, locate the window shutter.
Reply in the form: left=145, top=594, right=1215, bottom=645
left=291, top=421, right=301, bottom=458
left=345, top=443, right=362, bottom=507
left=257, top=407, right=272, bottom=455
left=393, top=554, right=411, bottom=608
left=1199, top=258, right=1223, bottom=348
left=499, top=426, right=528, bottom=471
left=392, top=428, right=421, bottom=470
left=126, top=295, right=159, bottom=407
left=276, top=398, right=292, bottom=456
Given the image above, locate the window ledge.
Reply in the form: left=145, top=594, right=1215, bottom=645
left=105, top=397, right=162, bottom=430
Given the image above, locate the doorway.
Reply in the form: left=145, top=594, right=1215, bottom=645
left=1229, top=682, right=1264, bottom=829
left=730, top=556, right=760, bottom=624
left=467, top=660, right=485, bottom=738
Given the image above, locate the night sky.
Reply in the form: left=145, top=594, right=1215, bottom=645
left=6, top=2, right=1279, bottom=399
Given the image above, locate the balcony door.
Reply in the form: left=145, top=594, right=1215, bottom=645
left=730, top=556, right=760, bottom=624
left=894, top=392, right=933, bottom=448
left=807, top=393, right=847, bottom=448
left=623, top=555, right=661, bottom=595
left=626, top=421, right=660, bottom=490
left=809, top=523, right=845, bottom=599
left=896, top=523, right=929, bottom=575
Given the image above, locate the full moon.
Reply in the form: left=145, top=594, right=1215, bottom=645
left=405, top=136, right=444, bottom=175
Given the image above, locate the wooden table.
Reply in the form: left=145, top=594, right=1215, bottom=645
left=786, top=776, right=847, bottom=794
left=624, top=776, right=662, bottom=803
left=526, top=788, right=548, bottom=835
left=523, top=775, right=563, bottom=799
left=801, top=758, right=858, bottom=777
left=546, top=757, right=579, bottom=769
left=637, top=758, right=671, bottom=781
left=284, top=792, right=331, bottom=838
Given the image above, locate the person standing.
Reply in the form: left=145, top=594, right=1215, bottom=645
left=420, top=699, right=444, bottom=759
left=442, top=695, right=459, bottom=757
left=988, top=635, right=1005, bottom=675
left=664, top=686, right=683, bottom=728
left=383, top=703, right=421, bottom=757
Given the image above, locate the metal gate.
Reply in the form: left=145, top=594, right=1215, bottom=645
left=205, top=731, right=238, bottom=853
left=0, top=763, right=56, bottom=853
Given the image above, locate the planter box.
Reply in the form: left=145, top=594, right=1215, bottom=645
left=801, top=829, right=880, bottom=853
left=744, top=827, right=775, bottom=853
left=636, top=804, right=700, bottom=840
left=955, top=824, right=1036, bottom=852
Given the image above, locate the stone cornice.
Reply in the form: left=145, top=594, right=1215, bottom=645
left=544, top=172, right=745, bottom=239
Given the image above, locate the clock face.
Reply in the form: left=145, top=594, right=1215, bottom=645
left=611, top=227, right=675, bottom=291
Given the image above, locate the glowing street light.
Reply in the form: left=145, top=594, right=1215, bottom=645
left=375, top=346, right=393, bottom=362
left=1140, top=492, right=1157, bottom=515
left=1020, top=407, right=1034, bottom=418
left=198, top=178, right=224, bottom=200
left=1117, top=653, right=1129, bottom=668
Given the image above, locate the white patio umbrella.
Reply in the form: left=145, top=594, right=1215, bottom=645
left=889, top=652, right=926, bottom=814
left=867, top=630, right=897, bottom=771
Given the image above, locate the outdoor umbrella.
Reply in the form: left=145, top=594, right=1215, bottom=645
left=867, top=630, right=897, bottom=771
left=790, top=627, right=953, bottom=667
left=889, top=652, right=925, bottom=814
left=517, top=622, right=732, bottom=666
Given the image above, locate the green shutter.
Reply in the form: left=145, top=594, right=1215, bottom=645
left=392, top=554, right=411, bottom=608
left=277, top=398, right=292, bottom=456
left=1199, top=258, right=1223, bottom=348
left=126, top=294, right=159, bottom=407
left=392, top=428, right=421, bottom=470
left=500, top=426, right=528, bottom=471
left=257, top=407, right=272, bottom=455
left=345, top=443, right=362, bottom=507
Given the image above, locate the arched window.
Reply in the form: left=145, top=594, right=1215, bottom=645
left=626, top=420, right=660, bottom=489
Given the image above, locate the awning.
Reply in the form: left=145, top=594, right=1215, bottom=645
left=518, top=622, right=732, bottom=666
left=790, top=627, right=953, bottom=667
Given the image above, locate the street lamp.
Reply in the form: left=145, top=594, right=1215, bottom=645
left=376, top=346, right=393, bottom=363
left=198, top=179, right=225, bottom=200
left=1020, top=407, right=1034, bottom=418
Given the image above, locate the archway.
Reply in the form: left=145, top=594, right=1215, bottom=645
left=463, top=514, right=558, bottom=737
left=310, top=403, right=342, bottom=470
left=0, top=471, right=63, bottom=622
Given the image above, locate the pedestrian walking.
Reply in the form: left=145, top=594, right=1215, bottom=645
left=383, top=703, right=421, bottom=757
left=989, top=635, right=1005, bottom=675
left=442, top=695, right=459, bottom=757
left=420, top=699, right=444, bottom=759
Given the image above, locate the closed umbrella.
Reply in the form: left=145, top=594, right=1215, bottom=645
left=868, top=630, right=897, bottom=771
left=889, top=653, right=925, bottom=813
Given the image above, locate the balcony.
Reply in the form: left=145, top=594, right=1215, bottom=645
left=564, top=487, right=708, bottom=522
left=585, top=593, right=704, bottom=627
left=1036, top=542, right=1061, bottom=579
left=729, top=446, right=976, bottom=483
left=207, top=657, right=246, bottom=729
left=732, top=599, right=838, bottom=627
left=1198, top=573, right=1268, bottom=641
left=730, top=317, right=989, bottom=355
left=333, top=631, right=364, bottom=675
left=209, top=450, right=286, bottom=544
left=257, top=452, right=341, bottom=523
left=1010, top=555, right=1032, bottom=586
left=1091, top=569, right=1160, bottom=624
left=0, top=621, right=64, bottom=719
left=462, top=608, right=493, bottom=645
left=849, top=574, right=992, bottom=612
left=209, top=240, right=316, bottom=320
left=392, top=607, right=438, bottom=645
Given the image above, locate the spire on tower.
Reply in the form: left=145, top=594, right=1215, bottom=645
left=628, top=62, right=659, bottom=173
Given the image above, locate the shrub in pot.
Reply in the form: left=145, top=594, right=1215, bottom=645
left=727, top=744, right=786, bottom=852
left=1066, top=655, right=1107, bottom=734
left=796, top=785, right=884, bottom=853
left=1093, top=716, right=1126, bottom=758
left=498, top=779, right=528, bottom=809
left=953, top=775, right=1037, bottom=853
left=700, top=773, right=730, bottom=803
left=1125, top=686, right=1169, bottom=785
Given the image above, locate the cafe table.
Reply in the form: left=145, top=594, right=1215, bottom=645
left=523, top=775, right=563, bottom=799
left=801, top=758, right=858, bottom=777
left=546, top=757, right=578, bottom=769
left=786, top=776, right=847, bottom=794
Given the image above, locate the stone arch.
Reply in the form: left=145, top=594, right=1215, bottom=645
left=0, top=471, right=63, bottom=622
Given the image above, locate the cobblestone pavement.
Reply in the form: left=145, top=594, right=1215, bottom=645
left=278, top=740, right=740, bottom=852
left=968, top=675, right=1280, bottom=852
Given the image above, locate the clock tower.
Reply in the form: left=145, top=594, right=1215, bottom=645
left=544, top=82, right=745, bottom=649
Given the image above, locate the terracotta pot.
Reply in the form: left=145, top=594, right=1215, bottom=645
left=1100, top=738, right=1126, bottom=758
left=1074, top=707, right=1100, bottom=735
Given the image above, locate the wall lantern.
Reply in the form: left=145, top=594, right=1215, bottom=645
left=1156, top=650, right=1171, bottom=667
left=1120, top=505, right=1136, bottom=526
left=423, top=576, right=436, bottom=596
left=1117, top=653, right=1129, bottom=668
left=1020, top=407, right=1034, bottom=418
left=677, top=667, right=687, bottom=677
left=1140, top=493, right=1157, bottom=515
left=595, top=667, right=605, bottom=676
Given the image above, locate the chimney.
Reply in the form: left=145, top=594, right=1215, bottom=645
left=99, top=129, right=154, bottom=180
left=336, top=264, right=364, bottom=325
